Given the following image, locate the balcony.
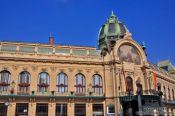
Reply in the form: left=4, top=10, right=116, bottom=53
left=119, top=89, right=161, bottom=102
left=0, top=91, right=105, bottom=100
left=162, top=99, right=175, bottom=107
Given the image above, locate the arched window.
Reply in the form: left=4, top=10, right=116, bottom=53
left=172, top=89, right=174, bottom=100
left=92, top=74, right=103, bottom=95
left=157, top=83, right=161, bottom=91
left=168, top=88, right=171, bottom=100
left=18, top=71, right=30, bottom=95
left=57, top=72, right=68, bottom=93
left=0, top=70, right=10, bottom=91
left=38, top=72, right=49, bottom=92
left=126, top=77, right=133, bottom=95
left=74, top=74, right=85, bottom=95
left=163, top=86, right=166, bottom=101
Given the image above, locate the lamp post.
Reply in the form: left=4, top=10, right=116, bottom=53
left=136, top=80, right=143, bottom=116
left=157, top=83, right=164, bottom=116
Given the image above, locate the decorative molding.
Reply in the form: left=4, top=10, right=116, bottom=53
left=50, top=67, right=56, bottom=72
left=86, top=69, right=91, bottom=73
left=60, top=69, right=64, bottom=72
left=94, top=70, right=99, bottom=74
left=31, top=66, right=37, bottom=71
left=22, top=67, right=28, bottom=71
left=12, top=65, right=18, bottom=70
left=41, top=68, right=47, bottom=72
left=3, top=66, right=8, bottom=71
left=78, top=69, right=82, bottom=73
left=68, top=68, right=74, bottom=72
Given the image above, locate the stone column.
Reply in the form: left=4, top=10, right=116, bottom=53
left=28, top=103, right=36, bottom=116
left=7, top=103, right=16, bottom=116
left=86, top=103, right=93, bottom=116
left=68, top=103, right=74, bottom=116
left=48, top=103, right=56, bottom=116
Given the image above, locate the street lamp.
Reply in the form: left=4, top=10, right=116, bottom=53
left=136, top=80, right=143, bottom=116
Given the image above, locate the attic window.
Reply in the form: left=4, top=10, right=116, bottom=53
left=108, top=23, right=116, bottom=33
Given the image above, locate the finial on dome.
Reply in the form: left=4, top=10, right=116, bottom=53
left=111, top=10, right=114, bottom=15
left=110, top=10, right=116, bottom=18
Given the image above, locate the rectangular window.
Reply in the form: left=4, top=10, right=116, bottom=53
left=36, top=103, right=48, bottom=116
left=0, top=103, right=7, bottom=116
left=15, top=103, right=28, bottom=116
left=74, top=104, right=86, bottom=116
left=56, top=104, right=67, bottom=116
left=93, top=104, right=103, bottom=116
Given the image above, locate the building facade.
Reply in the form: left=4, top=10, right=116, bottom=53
left=0, top=12, right=175, bottom=116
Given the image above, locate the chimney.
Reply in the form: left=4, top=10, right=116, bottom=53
left=49, top=36, right=54, bottom=44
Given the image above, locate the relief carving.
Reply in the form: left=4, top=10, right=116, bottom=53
left=50, top=67, right=56, bottom=72
left=12, top=65, right=18, bottom=70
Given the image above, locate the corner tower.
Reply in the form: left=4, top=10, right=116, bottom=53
left=98, top=11, right=128, bottom=55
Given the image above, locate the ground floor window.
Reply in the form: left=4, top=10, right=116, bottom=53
left=74, top=104, right=86, bottom=116
left=107, top=104, right=115, bottom=116
left=93, top=104, right=103, bottom=116
left=15, top=103, right=28, bottom=116
left=56, top=104, right=67, bottom=116
left=0, top=103, right=7, bottom=116
left=36, top=103, right=48, bottom=116
left=171, top=109, right=174, bottom=116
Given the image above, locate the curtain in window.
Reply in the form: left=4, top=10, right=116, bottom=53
left=18, top=71, right=30, bottom=94
left=74, top=74, right=85, bottom=94
left=38, top=72, right=49, bottom=92
left=93, top=74, right=103, bottom=95
left=57, top=73, right=68, bottom=93
left=0, top=70, right=10, bottom=91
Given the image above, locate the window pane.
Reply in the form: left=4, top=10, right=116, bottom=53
left=15, top=103, right=28, bottom=116
left=57, top=73, right=68, bottom=93
left=36, top=103, right=48, bottom=116
left=56, top=104, right=67, bottom=116
left=75, top=104, right=86, bottom=116
left=93, top=104, right=103, bottom=116
left=75, top=74, right=85, bottom=94
left=0, top=103, right=7, bottom=116
left=93, top=75, right=103, bottom=94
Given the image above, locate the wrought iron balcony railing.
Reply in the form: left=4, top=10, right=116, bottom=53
left=119, top=89, right=159, bottom=96
left=162, top=99, right=175, bottom=106
left=0, top=91, right=105, bottom=99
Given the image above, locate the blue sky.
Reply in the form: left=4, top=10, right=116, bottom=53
left=0, top=0, right=175, bottom=64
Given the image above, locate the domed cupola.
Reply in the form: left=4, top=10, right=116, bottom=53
left=98, top=11, right=128, bottom=56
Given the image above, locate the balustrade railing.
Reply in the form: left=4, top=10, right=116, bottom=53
left=0, top=91, right=104, bottom=98
left=119, top=89, right=159, bottom=96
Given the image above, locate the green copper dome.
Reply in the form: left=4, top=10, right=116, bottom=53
left=98, top=11, right=127, bottom=55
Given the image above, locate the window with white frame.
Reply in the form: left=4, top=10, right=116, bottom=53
left=92, top=74, right=103, bottom=95
left=0, top=70, right=10, bottom=91
left=107, top=104, right=115, bottom=116
left=38, top=72, right=50, bottom=92
left=74, top=74, right=85, bottom=94
left=18, top=71, right=30, bottom=94
left=57, top=72, right=68, bottom=93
